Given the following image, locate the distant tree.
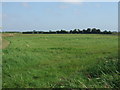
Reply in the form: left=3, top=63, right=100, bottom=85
left=102, top=30, right=108, bottom=34
left=82, top=29, right=87, bottom=34
left=49, top=30, right=52, bottom=33
left=58, top=30, right=68, bottom=34
left=86, top=28, right=91, bottom=34
left=22, top=28, right=112, bottom=34
left=91, top=28, right=97, bottom=34
left=33, top=30, right=36, bottom=34
left=78, top=29, right=82, bottom=34
left=70, top=30, right=73, bottom=34
left=108, top=31, right=112, bottom=34
left=56, top=30, right=59, bottom=34
left=96, top=29, right=101, bottom=34
left=72, top=29, right=78, bottom=34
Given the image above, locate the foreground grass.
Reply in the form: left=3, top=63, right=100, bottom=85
left=2, top=34, right=119, bottom=88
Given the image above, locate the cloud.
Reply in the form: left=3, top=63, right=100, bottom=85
left=2, top=0, right=120, bottom=2
left=22, top=2, right=29, bottom=8
left=59, top=5, right=69, bottom=9
left=95, top=4, right=101, bottom=8
left=59, top=0, right=83, bottom=9
left=59, top=0, right=84, bottom=5
left=60, top=0, right=84, bottom=2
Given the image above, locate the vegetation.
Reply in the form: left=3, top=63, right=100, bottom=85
left=2, top=34, right=119, bottom=88
left=22, top=28, right=112, bottom=34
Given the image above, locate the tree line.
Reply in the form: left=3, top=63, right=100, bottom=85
left=22, top=28, right=112, bottom=34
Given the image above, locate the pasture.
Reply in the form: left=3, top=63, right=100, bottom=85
left=2, top=34, right=119, bottom=88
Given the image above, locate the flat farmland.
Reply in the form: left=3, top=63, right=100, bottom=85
left=2, top=34, right=119, bottom=88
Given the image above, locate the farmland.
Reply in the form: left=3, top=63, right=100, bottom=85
left=2, top=34, right=119, bottom=88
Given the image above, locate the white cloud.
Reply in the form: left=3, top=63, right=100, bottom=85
left=95, top=4, right=101, bottom=8
left=59, top=5, right=68, bottom=9
left=60, top=0, right=83, bottom=2
left=22, top=2, right=29, bottom=8
left=2, top=0, right=119, bottom=2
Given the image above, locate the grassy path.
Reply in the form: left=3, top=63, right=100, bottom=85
left=1, top=39, right=10, bottom=49
left=0, top=33, right=15, bottom=49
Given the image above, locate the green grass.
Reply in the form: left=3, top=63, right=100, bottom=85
left=2, top=34, right=119, bottom=88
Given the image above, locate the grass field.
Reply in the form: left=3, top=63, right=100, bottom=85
left=2, top=34, right=119, bottom=88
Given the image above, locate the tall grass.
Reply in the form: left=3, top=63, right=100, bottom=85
left=2, top=34, right=119, bottom=88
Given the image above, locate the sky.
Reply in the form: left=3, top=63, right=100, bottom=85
left=2, top=2, right=118, bottom=32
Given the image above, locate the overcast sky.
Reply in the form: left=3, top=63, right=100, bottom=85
left=2, top=2, right=118, bottom=31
